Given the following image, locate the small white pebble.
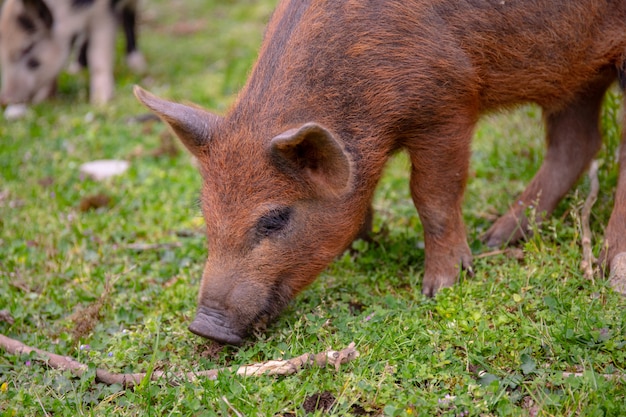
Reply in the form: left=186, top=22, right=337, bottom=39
left=80, top=159, right=130, bottom=181
left=4, top=104, right=28, bottom=120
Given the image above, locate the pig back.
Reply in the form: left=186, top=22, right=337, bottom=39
left=233, top=0, right=626, bottom=141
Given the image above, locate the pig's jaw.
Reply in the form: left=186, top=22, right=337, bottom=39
left=188, top=306, right=245, bottom=345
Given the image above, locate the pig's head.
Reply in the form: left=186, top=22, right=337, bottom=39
left=135, top=87, right=363, bottom=345
left=0, top=0, right=65, bottom=105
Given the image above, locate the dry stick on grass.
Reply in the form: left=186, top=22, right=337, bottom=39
left=0, top=333, right=359, bottom=387
left=580, top=160, right=600, bottom=282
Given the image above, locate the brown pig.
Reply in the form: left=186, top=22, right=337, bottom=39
left=0, top=0, right=145, bottom=107
left=135, top=0, right=626, bottom=345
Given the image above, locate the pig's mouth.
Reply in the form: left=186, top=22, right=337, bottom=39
left=188, top=306, right=245, bottom=345
left=189, top=279, right=293, bottom=345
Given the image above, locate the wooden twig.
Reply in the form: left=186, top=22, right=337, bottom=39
left=0, top=333, right=359, bottom=387
left=580, top=160, right=599, bottom=281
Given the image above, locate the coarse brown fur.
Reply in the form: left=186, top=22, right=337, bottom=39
left=136, top=0, right=626, bottom=345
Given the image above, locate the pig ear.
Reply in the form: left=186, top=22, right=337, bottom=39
left=134, top=86, right=221, bottom=157
left=23, top=0, right=53, bottom=30
left=270, top=123, right=353, bottom=198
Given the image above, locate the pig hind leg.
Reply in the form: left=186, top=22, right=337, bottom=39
left=600, top=82, right=626, bottom=289
left=87, top=17, right=116, bottom=105
left=121, top=3, right=146, bottom=73
left=484, top=74, right=613, bottom=247
left=407, top=122, right=474, bottom=297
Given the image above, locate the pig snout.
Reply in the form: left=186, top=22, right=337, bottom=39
left=189, top=306, right=245, bottom=345
left=189, top=268, right=290, bottom=345
left=0, top=85, right=35, bottom=106
left=0, top=91, right=15, bottom=106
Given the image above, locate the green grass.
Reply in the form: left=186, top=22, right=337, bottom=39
left=1, top=1, right=626, bottom=415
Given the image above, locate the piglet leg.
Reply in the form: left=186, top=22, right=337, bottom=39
left=407, top=121, right=474, bottom=296
left=484, top=74, right=612, bottom=247
left=87, top=15, right=116, bottom=105
left=601, top=101, right=626, bottom=295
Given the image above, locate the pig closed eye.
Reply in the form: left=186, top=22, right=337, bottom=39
left=27, top=58, right=41, bottom=69
left=256, top=207, right=292, bottom=238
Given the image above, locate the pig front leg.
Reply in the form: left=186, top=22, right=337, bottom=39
left=484, top=74, right=611, bottom=247
left=407, top=126, right=474, bottom=296
left=87, top=17, right=116, bottom=105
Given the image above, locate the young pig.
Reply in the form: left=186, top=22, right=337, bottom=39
left=0, top=0, right=145, bottom=107
left=136, top=0, right=626, bottom=345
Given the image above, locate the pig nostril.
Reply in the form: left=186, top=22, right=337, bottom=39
left=188, top=306, right=245, bottom=346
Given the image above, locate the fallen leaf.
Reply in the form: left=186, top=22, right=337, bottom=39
left=79, top=193, right=111, bottom=212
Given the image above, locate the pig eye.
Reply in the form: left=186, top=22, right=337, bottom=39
left=26, top=57, right=41, bottom=69
left=256, top=207, right=292, bottom=238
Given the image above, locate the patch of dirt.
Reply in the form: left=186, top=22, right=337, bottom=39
left=69, top=301, right=104, bottom=341
left=348, top=300, right=365, bottom=315
left=194, top=340, right=226, bottom=362
left=303, top=391, right=336, bottom=414
left=79, top=193, right=111, bottom=212
left=299, top=394, right=378, bottom=416
left=68, top=280, right=112, bottom=342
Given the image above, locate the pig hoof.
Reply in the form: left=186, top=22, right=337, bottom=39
left=422, top=274, right=457, bottom=297
left=188, top=306, right=244, bottom=345
left=483, top=215, right=525, bottom=248
left=483, top=226, right=512, bottom=248
left=422, top=254, right=473, bottom=297
left=4, top=104, right=28, bottom=121
left=127, top=51, right=147, bottom=74
left=609, top=253, right=626, bottom=296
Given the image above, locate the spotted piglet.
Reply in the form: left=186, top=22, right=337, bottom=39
left=0, top=0, right=145, bottom=111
